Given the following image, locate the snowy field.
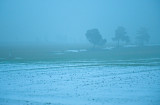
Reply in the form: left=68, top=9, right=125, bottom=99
left=0, top=58, right=160, bottom=105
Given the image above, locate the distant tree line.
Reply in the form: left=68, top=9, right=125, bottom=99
left=85, top=27, right=150, bottom=48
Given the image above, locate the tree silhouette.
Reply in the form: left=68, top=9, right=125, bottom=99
left=85, top=29, right=106, bottom=48
left=136, top=27, right=150, bottom=46
left=112, top=26, right=130, bottom=47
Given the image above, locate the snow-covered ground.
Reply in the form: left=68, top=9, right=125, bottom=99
left=0, top=58, right=160, bottom=105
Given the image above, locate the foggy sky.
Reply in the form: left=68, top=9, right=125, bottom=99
left=0, top=0, right=160, bottom=46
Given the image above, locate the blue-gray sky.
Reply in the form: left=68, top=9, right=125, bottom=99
left=0, top=0, right=160, bottom=46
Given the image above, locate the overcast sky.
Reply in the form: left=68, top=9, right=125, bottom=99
left=0, top=0, right=160, bottom=46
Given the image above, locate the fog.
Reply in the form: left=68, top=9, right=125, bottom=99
left=0, top=0, right=160, bottom=47
left=1, top=1, right=160, bottom=105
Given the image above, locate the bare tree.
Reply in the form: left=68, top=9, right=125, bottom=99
left=136, top=27, right=150, bottom=46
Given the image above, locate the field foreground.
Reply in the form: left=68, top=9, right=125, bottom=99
left=0, top=57, right=160, bottom=105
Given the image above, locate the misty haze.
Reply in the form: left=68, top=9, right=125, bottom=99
left=0, top=0, right=160, bottom=105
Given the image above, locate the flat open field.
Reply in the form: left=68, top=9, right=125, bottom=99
left=0, top=46, right=160, bottom=105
